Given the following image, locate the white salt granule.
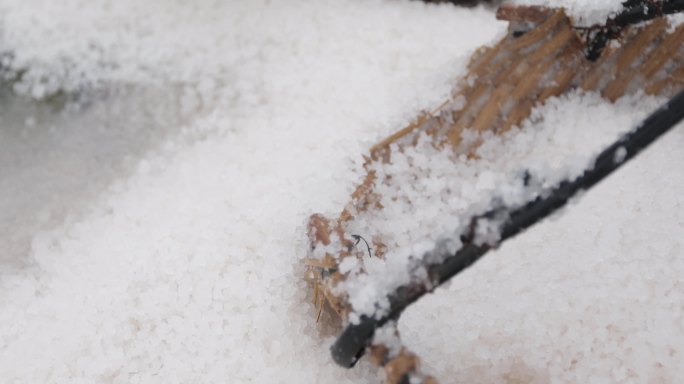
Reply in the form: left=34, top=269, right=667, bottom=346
left=449, top=94, right=467, bottom=112
left=373, top=321, right=403, bottom=358
left=510, top=0, right=624, bottom=26
left=667, top=13, right=684, bottom=31
left=339, top=257, right=361, bottom=275
left=614, top=146, right=628, bottom=164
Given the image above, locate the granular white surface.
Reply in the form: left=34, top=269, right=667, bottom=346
left=0, top=1, right=503, bottom=383
left=1, top=1, right=683, bottom=384
left=511, top=0, right=622, bottom=25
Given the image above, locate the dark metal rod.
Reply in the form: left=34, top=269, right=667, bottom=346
left=586, top=0, right=684, bottom=60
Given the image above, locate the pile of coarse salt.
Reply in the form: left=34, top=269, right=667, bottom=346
left=0, top=1, right=506, bottom=383
left=510, top=0, right=623, bottom=25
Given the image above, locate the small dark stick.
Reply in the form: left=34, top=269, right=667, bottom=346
left=351, top=235, right=373, bottom=258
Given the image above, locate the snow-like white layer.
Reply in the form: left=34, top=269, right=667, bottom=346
left=668, top=12, right=684, bottom=30
left=3, top=0, right=683, bottom=382
left=0, top=0, right=495, bottom=98
left=0, top=1, right=504, bottom=383
left=339, top=92, right=665, bottom=320
left=400, top=113, right=684, bottom=383
left=0, top=87, right=185, bottom=268
left=509, top=0, right=623, bottom=25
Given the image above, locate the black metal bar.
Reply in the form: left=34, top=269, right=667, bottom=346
left=615, top=0, right=684, bottom=27
left=331, top=88, right=684, bottom=368
left=586, top=0, right=684, bottom=60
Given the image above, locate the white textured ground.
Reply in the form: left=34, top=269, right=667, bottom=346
left=1, top=1, right=683, bottom=384
left=0, top=1, right=503, bottom=383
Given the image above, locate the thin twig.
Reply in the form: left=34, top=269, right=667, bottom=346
left=351, top=235, right=373, bottom=258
